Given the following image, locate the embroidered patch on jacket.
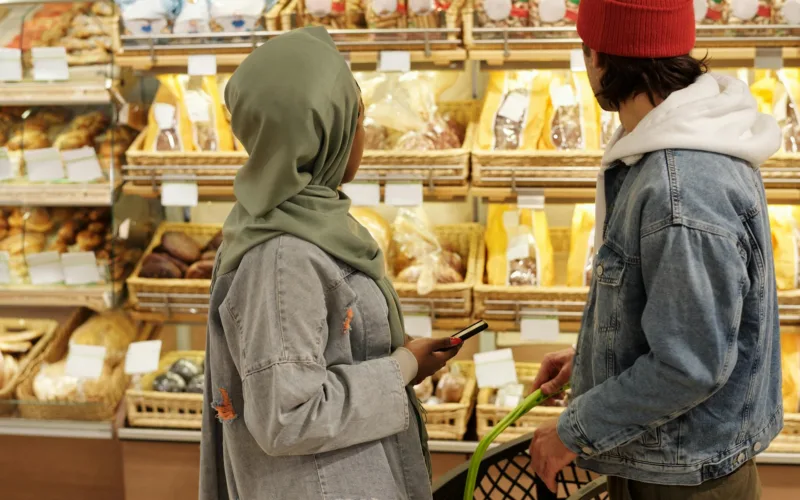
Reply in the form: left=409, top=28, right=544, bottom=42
left=212, top=388, right=237, bottom=423
left=343, top=307, right=354, bottom=335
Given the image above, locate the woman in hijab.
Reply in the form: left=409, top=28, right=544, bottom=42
left=199, top=27, right=462, bottom=500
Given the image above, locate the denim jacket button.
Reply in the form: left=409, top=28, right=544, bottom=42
left=596, top=265, right=604, bottom=277
left=581, top=446, right=592, bottom=455
left=736, top=453, right=746, bottom=464
left=753, top=442, right=762, bottom=452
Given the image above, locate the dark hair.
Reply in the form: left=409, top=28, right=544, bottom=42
left=582, top=44, right=708, bottom=110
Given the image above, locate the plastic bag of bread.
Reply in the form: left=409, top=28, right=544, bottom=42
left=727, top=0, right=772, bottom=29
left=174, top=0, right=212, bottom=33
left=695, top=0, right=728, bottom=23
left=407, top=0, right=457, bottom=31
left=209, top=0, right=267, bottom=31
left=540, top=72, right=600, bottom=151
left=349, top=207, right=392, bottom=274
left=566, top=204, right=596, bottom=287
left=69, top=311, right=137, bottom=367
left=485, top=204, right=554, bottom=287
left=176, top=75, right=235, bottom=152
left=782, top=333, right=800, bottom=412
left=775, top=0, right=800, bottom=25
left=414, top=376, right=434, bottom=401
left=435, top=365, right=466, bottom=403
left=475, top=0, right=530, bottom=31
left=477, top=71, right=552, bottom=151
left=119, top=0, right=180, bottom=37
left=365, top=74, right=432, bottom=145
left=303, top=0, right=364, bottom=28
left=769, top=205, right=800, bottom=290
left=366, top=0, right=407, bottom=29
left=32, top=359, right=113, bottom=402
left=774, top=69, right=800, bottom=153
left=394, top=115, right=462, bottom=151
left=143, top=76, right=194, bottom=153
left=530, top=0, right=579, bottom=30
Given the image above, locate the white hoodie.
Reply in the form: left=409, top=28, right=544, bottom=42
left=595, top=73, right=781, bottom=250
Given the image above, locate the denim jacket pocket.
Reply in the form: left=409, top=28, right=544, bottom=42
left=640, top=426, right=662, bottom=448
left=592, top=245, right=626, bottom=383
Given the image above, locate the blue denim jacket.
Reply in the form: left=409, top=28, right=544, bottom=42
left=558, top=149, right=783, bottom=485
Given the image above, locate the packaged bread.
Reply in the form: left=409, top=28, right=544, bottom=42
left=775, top=69, right=800, bottom=153
left=475, top=0, right=530, bottom=29
left=209, top=0, right=266, bottom=31
left=775, top=0, right=800, bottom=24
left=478, top=71, right=552, bottom=151
left=769, top=205, right=800, bottom=290
left=407, top=0, right=453, bottom=30
left=414, top=377, right=434, bottom=401
left=783, top=333, right=800, bottom=412
left=174, top=0, right=212, bottom=33
left=485, top=204, right=554, bottom=287
left=366, top=0, right=408, bottom=29
left=32, top=359, right=113, bottom=402
left=435, top=367, right=466, bottom=403
left=566, top=204, right=596, bottom=287
left=303, top=0, right=364, bottom=28
left=69, top=311, right=137, bottom=367
left=350, top=207, right=392, bottom=273
left=540, top=72, right=600, bottom=151
left=727, top=0, right=772, bottom=27
left=176, top=75, right=234, bottom=152
left=530, top=0, right=579, bottom=29
left=120, top=0, right=179, bottom=37
left=695, top=0, right=728, bottom=23
left=143, top=76, right=193, bottom=153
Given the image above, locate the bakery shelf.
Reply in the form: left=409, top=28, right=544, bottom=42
left=0, top=180, right=118, bottom=206
left=0, top=417, right=113, bottom=440
left=118, top=426, right=201, bottom=443
left=0, top=64, right=116, bottom=106
left=0, top=283, right=121, bottom=311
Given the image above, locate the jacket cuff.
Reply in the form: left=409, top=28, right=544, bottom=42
left=391, top=347, right=418, bottom=386
left=557, top=404, right=597, bottom=458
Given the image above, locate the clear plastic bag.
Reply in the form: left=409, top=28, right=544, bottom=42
left=548, top=78, right=584, bottom=150
left=436, top=366, right=466, bottom=403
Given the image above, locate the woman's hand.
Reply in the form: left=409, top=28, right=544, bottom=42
left=531, top=347, right=575, bottom=404
left=404, top=337, right=462, bottom=385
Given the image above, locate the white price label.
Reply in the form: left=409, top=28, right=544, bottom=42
left=162, top=182, right=199, bottom=207
left=65, top=344, right=106, bottom=380
left=517, top=189, right=546, bottom=210
left=385, top=183, right=423, bottom=207
left=124, top=340, right=163, bottom=375
left=506, top=234, right=530, bottom=261
left=118, top=218, right=131, bottom=240
left=184, top=92, right=211, bottom=123
left=61, top=147, right=104, bottom=182
left=404, top=314, right=433, bottom=338
left=61, top=252, right=101, bottom=286
left=570, top=49, right=587, bottom=72
left=754, top=47, right=783, bottom=70
left=520, top=313, right=561, bottom=342
left=153, top=103, right=177, bottom=130
left=24, top=148, right=65, bottom=181
left=0, top=251, right=10, bottom=285
left=378, top=51, right=411, bottom=72
left=188, top=54, right=217, bottom=76
left=32, top=47, right=69, bottom=82
left=497, top=93, right=529, bottom=122
left=27, top=252, right=64, bottom=285
left=0, top=48, right=22, bottom=82
left=474, top=348, right=518, bottom=389
left=342, top=182, right=381, bottom=206
left=0, top=148, right=13, bottom=181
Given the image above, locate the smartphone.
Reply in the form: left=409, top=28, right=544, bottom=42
left=437, top=320, right=489, bottom=351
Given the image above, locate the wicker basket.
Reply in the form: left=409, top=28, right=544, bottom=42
left=124, top=131, right=247, bottom=182
left=127, top=222, right=221, bottom=312
left=126, top=350, right=205, bottom=429
left=423, top=360, right=476, bottom=440
left=0, top=317, right=60, bottom=416
left=471, top=149, right=603, bottom=188
left=14, top=310, right=158, bottom=421
left=476, top=362, right=559, bottom=442
left=392, top=223, right=484, bottom=318
left=359, top=101, right=478, bottom=188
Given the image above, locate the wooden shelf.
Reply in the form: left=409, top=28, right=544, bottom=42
left=0, top=283, right=121, bottom=311
left=0, top=65, right=114, bottom=106
left=0, top=181, right=117, bottom=206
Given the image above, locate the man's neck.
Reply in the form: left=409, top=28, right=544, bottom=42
left=618, top=93, right=664, bottom=133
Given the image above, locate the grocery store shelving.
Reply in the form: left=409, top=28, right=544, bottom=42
left=0, top=417, right=113, bottom=440
left=0, top=65, right=117, bottom=106
left=0, top=180, right=119, bottom=206
left=0, top=283, right=121, bottom=311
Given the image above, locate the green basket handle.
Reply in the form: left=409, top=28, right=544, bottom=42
left=463, top=384, right=570, bottom=500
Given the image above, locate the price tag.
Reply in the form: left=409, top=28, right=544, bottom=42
left=0, top=48, right=22, bottom=82
left=379, top=51, right=411, bottom=72
left=517, top=189, right=546, bottom=210
left=497, top=93, right=529, bottom=122
left=506, top=234, right=530, bottom=261
left=0, top=251, right=10, bottom=285
left=24, top=148, right=65, bottom=181
left=61, top=252, right=101, bottom=285
left=27, top=252, right=64, bottom=285
left=118, top=218, right=131, bottom=240
left=403, top=314, right=433, bottom=338
left=474, top=349, right=518, bottom=389
left=342, top=182, right=381, bottom=206
left=32, top=47, right=69, bottom=82
left=0, top=148, right=13, bottom=181
left=385, top=183, right=423, bottom=207
left=162, top=181, right=199, bottom=207
left=754, top=47, right=783, bottom=70
left=124, top=340, right=163, bottom=375
left=188, top=54, right=217, bottom=76
left=570, top=49, right=587, bottom=72
left=61, top=147, right=104, bottom=182
left=65, top=344, right=107, bottom=380
left=520, top=312, right=561, bottom=342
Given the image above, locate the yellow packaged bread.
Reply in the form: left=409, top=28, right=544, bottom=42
left=567, top=204, right=596, bottom=287
left=477, top=71, right=551, bottom=151
left=69, top=311, right=137, bottom=367
left=350, top=207, right=392, bottom=274
left=775, top=69, right=800, bottom=154
left=143, top=76, right=194, bottom=153
left=769, top=205, right=800, bottom=290
left=485, top=204, right=554, bottom=287
left=176, top=75, right=235, bottom=152
left=783, top=333, right=800, bottom=413
left=540, top=71, right=601, bottom=151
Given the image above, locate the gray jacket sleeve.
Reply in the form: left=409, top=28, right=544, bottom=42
left=221, top=239, right=409, bottom=457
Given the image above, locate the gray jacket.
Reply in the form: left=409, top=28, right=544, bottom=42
left=200, top=235, right=432, bottom=500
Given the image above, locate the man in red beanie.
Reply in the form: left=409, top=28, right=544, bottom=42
left=529, top=0, right=783, bottom=498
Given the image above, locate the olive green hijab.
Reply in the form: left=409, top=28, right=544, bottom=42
left=215, top=27, right=430, bottom=474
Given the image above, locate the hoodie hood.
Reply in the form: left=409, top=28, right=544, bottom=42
left=602, top=73, right=781, bottom=169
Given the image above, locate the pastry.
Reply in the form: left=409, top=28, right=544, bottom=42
left=185, top=260, right=214, bottom=279
left=162, top=231, right=202, bottom=263
left=8, top=209, right=24, bottom=229
left=86, top=221, right=106, bottom=234
left=57, top=220, right=80, bottom=244
left=25, top=208, right=53, bottom=233
left=154, top=251, right=188, bottom=275
left=139, top=253, right=183, bottom=279
left=436, top=371, right=466, bottom=403
left=76, top=230, right=103, bottom=251
left=54, top=130, right=93, bottom=150
left=152, top=372, right=186, bottom=393
left=200, top=250, right=217, bottom=261
left=7, top=130, right=50, bottom=150
left=69, top=311, right=136, bottom=367
left=169, top=358, right=202, bottom=382
left=88, top=208, right=110, bottom=222
left=186, top=374, right=204, bottom=394
left=47, top=240, right=68, bottom=254
left=32, top=108, right=70, bottom=126
left=0, top=233, right=45, bottom=255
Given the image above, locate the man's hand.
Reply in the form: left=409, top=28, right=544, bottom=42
left=529, top=419, right=578, bottom=492
left=531, top=347, right=575, bottom=405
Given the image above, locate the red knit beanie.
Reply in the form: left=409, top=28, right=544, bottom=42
left=577, top=0, right=696, bottom=58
